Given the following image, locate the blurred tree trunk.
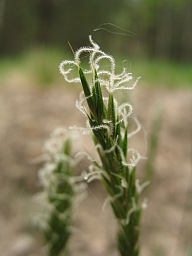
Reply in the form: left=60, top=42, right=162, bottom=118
left=0, top=0, right=191, bottom=61
left=182, top=0, right=192, bottom=61
left=0, top=0, right=6, bottom=32
left=36, top=0, right=55, bottom=44
left=155, top=3, right=173, bottom=59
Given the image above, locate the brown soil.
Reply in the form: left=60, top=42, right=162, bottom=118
left=0, top=82, right=191, bottom=256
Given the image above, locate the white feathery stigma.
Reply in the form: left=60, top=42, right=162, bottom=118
left=59, top=35, right=140, bottom=94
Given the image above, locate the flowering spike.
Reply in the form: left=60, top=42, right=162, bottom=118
left=59, top=36, right=147, bottom=256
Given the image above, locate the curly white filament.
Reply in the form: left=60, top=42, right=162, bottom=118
left=60, top=35, right=139, bottom=94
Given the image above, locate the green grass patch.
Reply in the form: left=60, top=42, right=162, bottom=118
left=127, top=57, right=192, bottom=88
left=0, top=47, right=71, bottom=87
left=0, top=48, right=191, bottom=88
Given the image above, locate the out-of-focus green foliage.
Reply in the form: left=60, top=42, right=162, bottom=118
left=0, top=0, right=191, bottom=61
left=0, top=47, right=191, bottom=88
left=188, top=245, right=192, bottom=256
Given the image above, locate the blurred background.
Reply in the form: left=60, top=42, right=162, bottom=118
left=0, top=0, right=192, bottom=87
left=0, top=0, right=191, bottom=256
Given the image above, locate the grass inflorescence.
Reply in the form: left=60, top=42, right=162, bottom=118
left=60, top=36, right=147, bottom=256
left=36, top=128, right=85, bottom=256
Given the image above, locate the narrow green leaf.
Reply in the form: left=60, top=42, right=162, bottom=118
left=122, top=128, right=128, bottom=157
left=79, top=67, right=91, bottom=98
left=91, top=84, right=97, bottom=107
left=94, top=70, right=105, bottom=121
left=79, top=67, right=96, bottom=117
left=108, top=93, right=116, bottom=138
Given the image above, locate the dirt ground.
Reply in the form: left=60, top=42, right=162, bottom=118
left=0, top=81, right=191, bottom=256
